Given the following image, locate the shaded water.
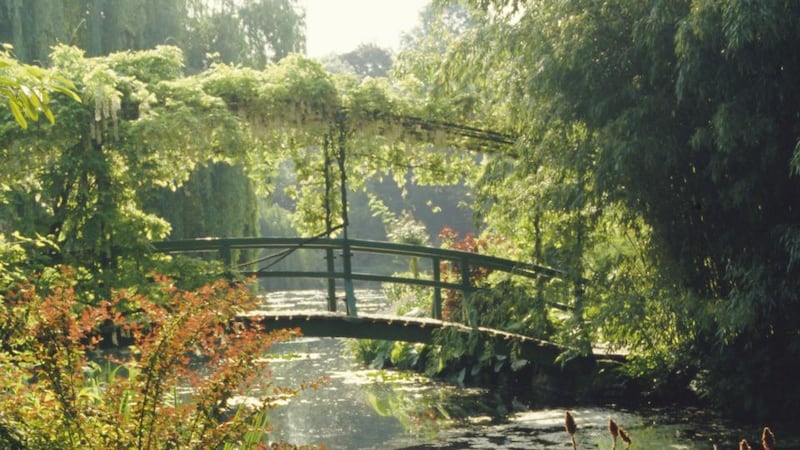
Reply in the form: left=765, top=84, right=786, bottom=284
left=259, top=290, right=799, bottom=449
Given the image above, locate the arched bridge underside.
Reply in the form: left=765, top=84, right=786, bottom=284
left=241, top=311, right=569, bottom=367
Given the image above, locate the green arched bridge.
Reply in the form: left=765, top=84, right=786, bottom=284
left=151, top=236, right=611, bottom=367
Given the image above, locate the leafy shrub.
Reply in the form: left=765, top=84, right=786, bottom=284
left=382, top=276, right=432, bottom=316
left=353, top=227, right=551, bottom=385
left=350, top=339, right=395, bottom=369
left=0, top=266, right=324, bottom=449
left=437, top=227, right=496, bottom=323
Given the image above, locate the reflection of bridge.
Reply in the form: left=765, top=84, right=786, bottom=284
left=152, top=237, right=591, bottom=365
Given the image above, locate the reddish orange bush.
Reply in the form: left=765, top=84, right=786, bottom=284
left=0, top=267, right=324, bottom=449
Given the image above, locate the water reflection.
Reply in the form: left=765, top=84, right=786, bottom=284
left=258, top=290, right=799, bottom=449
left=408, top=408, right=799, bottom=450
left=265, top=337, right=417, bottom=449
left=264, top=336, right=800, bottom=450
left=265, top=336, right=507, bottom=449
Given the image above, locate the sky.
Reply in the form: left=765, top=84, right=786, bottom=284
left=299, top=0, right=430, bottom=57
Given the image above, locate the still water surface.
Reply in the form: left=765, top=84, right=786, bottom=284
left=259, top=290, right=798, bottom=449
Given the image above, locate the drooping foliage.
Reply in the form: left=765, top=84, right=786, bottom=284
left=143, top=162, right=259, bottom=240
left=1, top=0, right=308, bottom=246
left=2, top=45, right=240, bottom=272
left=3, top=0, right=799, bottom=425
left=0, top=0, right=305, bottom=71
left=423, top=0, right=800, bottom=419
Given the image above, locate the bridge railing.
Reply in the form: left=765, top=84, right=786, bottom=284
left=151, top=237, right=570, bottom=321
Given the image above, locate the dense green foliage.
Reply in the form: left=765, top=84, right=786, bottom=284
left=3, top=46, right=239, bottom=272
left=413, top=0, right=800, bottom=419
left=0, top=38, right=484, bottom=279
left=1, top=0, right=307, bottom=244
left=339, top=44, right=394, bottom=78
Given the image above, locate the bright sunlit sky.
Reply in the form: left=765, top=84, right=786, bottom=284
left=300, top=0, right=430, bottom=57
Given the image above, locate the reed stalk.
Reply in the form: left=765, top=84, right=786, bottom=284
left=762, top=427, right=776, bottom=450
left=608, top=419, right=619, bottom=450
left=618, top=427, right=632, bottom=449
left=564, top=411, right=577, bottom=450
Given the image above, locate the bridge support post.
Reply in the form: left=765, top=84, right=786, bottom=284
left=432, top=257, right=442, bottom=320
left=342, top=241, right=357, bottom=317
left=220, top=244, right=233, bottom=269
left=460, top=258, right=476, bottom=328
left=325, top=248, right=337, bottom=312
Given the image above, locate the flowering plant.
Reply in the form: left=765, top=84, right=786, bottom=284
left=0, top=267, right=322, bottom=449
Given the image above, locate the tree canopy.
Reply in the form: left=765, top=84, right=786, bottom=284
left=0, top=0, right=305, bottom=71
left=417, top=0, right=800, bottom=419
left=0, top=42, right=492, bottom=272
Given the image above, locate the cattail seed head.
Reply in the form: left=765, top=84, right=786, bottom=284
left=608, top=418, right=619, bottom=437
left=739, top=439, right=752, bottom=450
left=762, top=427, right=776, bottom=450
left=619, top=427, right=632, bottom=446
left=565, top=411, right=577, bottom=435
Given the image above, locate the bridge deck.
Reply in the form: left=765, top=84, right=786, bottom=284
left=240, top=311, right=567, bottom=366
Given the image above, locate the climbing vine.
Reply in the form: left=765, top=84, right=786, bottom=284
left=1, top=44, right=507, bottom=283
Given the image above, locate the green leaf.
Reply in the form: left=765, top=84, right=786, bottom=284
left=493, top=357, right=506, bottom=373
left=510, top=358, right=528, bottom=371
left=43, top=106, right=55, bottom=124
left=7, top=98, right=28, bottom=129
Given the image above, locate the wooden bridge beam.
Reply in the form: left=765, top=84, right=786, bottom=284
left=325, top=248, right=337, bottom=312
left=242, top=312, right=573, bottom=367
left=254, top=313, right=438, bottom=343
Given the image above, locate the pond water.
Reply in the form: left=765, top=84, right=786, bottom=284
left=259, top=290, right=799, bottom=449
